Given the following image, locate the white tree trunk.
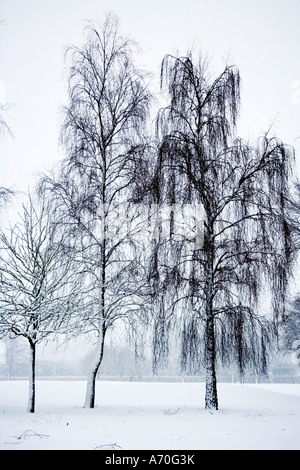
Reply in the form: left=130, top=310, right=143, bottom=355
left=205, top=316, right=218, bottom=410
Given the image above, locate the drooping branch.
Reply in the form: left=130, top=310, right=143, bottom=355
left=150, top=51, right=296, bottom=408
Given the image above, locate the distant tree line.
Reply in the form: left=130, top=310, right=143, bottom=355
left=1, top=13, right=299, bottom=412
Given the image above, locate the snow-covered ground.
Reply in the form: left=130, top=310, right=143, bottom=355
left=0, top=380, right=299, bottom=450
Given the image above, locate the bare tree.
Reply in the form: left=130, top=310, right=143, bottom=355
left=0, top=193, right=80, bottom=412
left=39, top=14, right=152, bottom=408
left=152, top=52, right=295, bottom=409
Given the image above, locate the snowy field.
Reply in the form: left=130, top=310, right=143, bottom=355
left=0, top=380, right=300, bottom=450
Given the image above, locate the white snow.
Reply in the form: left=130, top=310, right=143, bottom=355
left=0, top=380, right=299, bottom=450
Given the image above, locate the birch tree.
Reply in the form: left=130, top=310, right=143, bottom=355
left=40, top=14, right=152, bottom=408
left=0, top=193, right=80, bottom=412
left=152, top=53, right=295, bottom=409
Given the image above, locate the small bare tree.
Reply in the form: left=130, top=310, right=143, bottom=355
left=0, top=193, right=80, bottom=412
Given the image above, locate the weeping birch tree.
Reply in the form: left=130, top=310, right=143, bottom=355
left=40, top=14, right=152, bottom=408
left=152, top=53, right=295, bottom=409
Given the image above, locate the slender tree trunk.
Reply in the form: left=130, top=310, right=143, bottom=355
left=205, top=312, right=218, bottom=410
left=27, top=339, right=36, bottom=413
left=84, top=327, right=106, bottom=408
left=204, top=228, right=218, bottom=410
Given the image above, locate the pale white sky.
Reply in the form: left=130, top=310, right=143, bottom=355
left=0, top=0, right=300, bottom=195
